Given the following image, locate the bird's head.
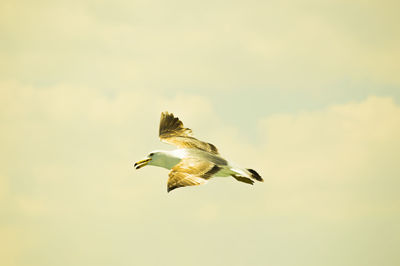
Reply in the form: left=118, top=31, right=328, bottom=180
left=134, top=150, right=165, bottom=169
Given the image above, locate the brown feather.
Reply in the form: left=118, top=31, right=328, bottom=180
left=167, top=158, right=221, bottom=192
left=159, top=112, right=219, bottom=155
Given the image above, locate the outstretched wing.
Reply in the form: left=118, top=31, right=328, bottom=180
left=167, top=158, right=221, bottom=192
left=159, top=112, right=219, bottom=154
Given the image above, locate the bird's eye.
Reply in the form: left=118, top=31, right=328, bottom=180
left=149, top=153, right=154, bottom=157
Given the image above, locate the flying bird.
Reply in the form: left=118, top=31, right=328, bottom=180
left=134, top=112, right=263, bottom=192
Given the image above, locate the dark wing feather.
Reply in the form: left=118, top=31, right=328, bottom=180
left=167, top=158, right=221, bottom=192
left=159, top=112, right=219, bottom=155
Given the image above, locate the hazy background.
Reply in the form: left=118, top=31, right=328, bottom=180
left=1, top=1, right=400, bottom=265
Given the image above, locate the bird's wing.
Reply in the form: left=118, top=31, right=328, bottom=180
left=167, top=157, right=221, bottom=192
left=159, top=112, right=219, bottom=155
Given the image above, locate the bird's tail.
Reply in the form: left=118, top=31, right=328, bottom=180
left=230, top=167, right=263, bottom=184
left=232, top=175, right=254, bottom=185
left=246, top=168, right=263, bottom=182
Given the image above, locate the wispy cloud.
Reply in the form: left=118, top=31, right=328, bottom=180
left=1, top=0, right=400, bottom=265
left=1, top=0, right=399, bottom=94
left=1, top=80, right=399, bottom=265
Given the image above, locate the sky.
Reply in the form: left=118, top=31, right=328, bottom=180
left=1, top=0, right=400, bottom=265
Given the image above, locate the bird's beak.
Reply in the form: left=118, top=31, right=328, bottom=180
left=134, top=158, right=151, bottom=169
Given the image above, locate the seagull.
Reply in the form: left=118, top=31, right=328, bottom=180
left=134, top=112, right=263, bottom=192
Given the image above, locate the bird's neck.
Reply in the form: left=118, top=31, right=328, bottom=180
left=153, top=150, right=182, bottom=170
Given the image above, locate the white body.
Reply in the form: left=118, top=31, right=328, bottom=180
left=148, top=149, right=251, bottom=179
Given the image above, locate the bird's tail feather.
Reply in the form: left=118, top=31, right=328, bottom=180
left=232, top=175, right=254, bottom=185
left=246, top=168, right=263, bottom=182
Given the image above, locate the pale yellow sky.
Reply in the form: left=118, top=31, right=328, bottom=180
left=1, top=1, right=400, bottom=266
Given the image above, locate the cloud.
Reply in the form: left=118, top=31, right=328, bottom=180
left=0, top=226, right=22, bottom=266
left=1, top=78, right=400, bottom=265
left=1, top=0, right=399, bottom=96
left=1, top=0, right=400, bottom=264
left=256, top=96, right=400, bottom=221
